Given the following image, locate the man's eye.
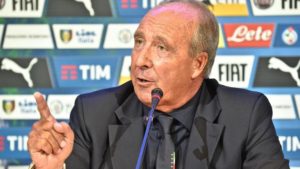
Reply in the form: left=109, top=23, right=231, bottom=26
left=135, top=39, right=143, bottom=45
left=158, top=45, right=166, bottom=51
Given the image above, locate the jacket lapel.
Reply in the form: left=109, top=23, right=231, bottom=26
left=108, top=93, right=145, bottom=169
left=184, top=80, right=224, bottom=169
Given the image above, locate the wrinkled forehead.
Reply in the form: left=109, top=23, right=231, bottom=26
left=138, top=3, right=199, bottom=34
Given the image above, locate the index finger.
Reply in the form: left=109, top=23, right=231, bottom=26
left=34, top=92, right=54, bottom=121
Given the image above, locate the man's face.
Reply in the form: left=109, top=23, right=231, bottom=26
left=130, top=6, right=203, bottom=112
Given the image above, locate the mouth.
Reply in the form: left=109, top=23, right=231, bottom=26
left=137, top=78, right=150, bottom=82
left=136, top=77, right=154, bottom=86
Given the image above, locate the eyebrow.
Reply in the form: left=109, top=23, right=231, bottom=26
left=134, top=31, right=144, bottom=38
left=133, top=30, right=174, bottom=51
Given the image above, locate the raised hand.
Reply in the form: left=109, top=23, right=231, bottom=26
left=27, top=92, right=74, bottom=169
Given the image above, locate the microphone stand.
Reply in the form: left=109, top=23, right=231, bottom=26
left=134, top=88, right=163, bottom=169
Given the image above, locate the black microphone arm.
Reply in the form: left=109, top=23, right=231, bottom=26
left=135, top=88, right=163, bottom=169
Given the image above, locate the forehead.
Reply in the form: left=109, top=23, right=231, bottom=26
left=136, top=4, right=198, bottom=40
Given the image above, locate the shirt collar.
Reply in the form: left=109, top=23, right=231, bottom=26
left=142, top=85, right=203, bottom=132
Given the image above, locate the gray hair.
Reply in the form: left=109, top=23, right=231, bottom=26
left=155, top=0, right=219, bottom=77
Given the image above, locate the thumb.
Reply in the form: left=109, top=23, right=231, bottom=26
left=54, top=122, right=74, bottom=160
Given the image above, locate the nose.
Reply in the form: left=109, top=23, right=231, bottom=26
left=134, top=46, right=153, bottom=70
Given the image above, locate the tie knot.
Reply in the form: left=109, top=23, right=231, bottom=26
left=157, top=115, right=173, bottom=134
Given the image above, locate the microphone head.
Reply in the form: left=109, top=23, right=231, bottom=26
left=151, top=88, right=163, bottom=100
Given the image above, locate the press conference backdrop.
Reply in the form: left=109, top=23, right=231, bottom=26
left=0, top=0, right=300, bottom=168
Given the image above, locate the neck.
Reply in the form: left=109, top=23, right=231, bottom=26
left=156, top=79, right=203, bottom=113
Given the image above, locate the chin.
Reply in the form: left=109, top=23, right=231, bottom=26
left=134, top=88, right=151, bottom=107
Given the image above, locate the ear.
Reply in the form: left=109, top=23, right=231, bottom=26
left=191, top=52, right=208, bottom=79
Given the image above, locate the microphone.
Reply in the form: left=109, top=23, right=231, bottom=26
left=135, top=88, right=163, bottom=169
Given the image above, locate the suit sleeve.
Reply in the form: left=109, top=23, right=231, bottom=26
left=242, top=94, right=290, bottom=169
left=65, top=96, right=91, bottom=169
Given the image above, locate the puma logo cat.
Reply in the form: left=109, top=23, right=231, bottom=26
left=74, top=0, right=95, bottom=16
left=268, top=57, right=300, bottom=86
left=1, top=58, right=38, bottom=88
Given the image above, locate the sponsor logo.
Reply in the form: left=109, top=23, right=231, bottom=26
left=47, top=95, right=77, bottom=119
left=121, top=0, right=138, bottom=8
left=3, top=24, right=53, bottom=49
left=53, top=24, right=103, bottom=49
left=119, top=56, right=131, bottom=85
left=61, top=65, right=111, bottom=80
left=254, top=57, right=300, bottom=87
left=253, top=0, right=274, bottom=9
left=47, top=0, right=112, bottom=17
left=1, top=58, right=38, bottom=87
left=115, top=0, right=162, bottom=16
left=0, top=128, right=31, bottom=159
left=2, top=100, right=15, bottom=114
left=6, top=135, right=28, bottom=151
left=224, top=23, right=274, bottom=48
left=274, top=24, right=300, bottom=47
left=74, top=0, right=94, bottom=16
left=265, top=94, right=296, bottom=119
left=209, top=55, right=254, bottom=88
left=0, top=57, right=53, bottom=88
left=60, top=29, right=72, bottom=43
left=53, top=56, right=122, bottom=87
left=282, top=26, right=298, bottom=45
left=0, top=0, right=45, bottom=18
left=277, top=129, right=300, bottom=160
left=104, top=24, right=138, bottom=49
left=0, top=95, right=41, bottom=119
left=61, top=65, right=77, bottom=80
left=203, top=0, right=249, bottom=16
left=0, top=0, right=5, bottom=10
left=251, top=0, right=300, bottom=15
left=119, top=29, right=132, bottom=43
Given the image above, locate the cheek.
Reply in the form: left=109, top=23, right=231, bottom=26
left=158, top=64, right=191, bottom=87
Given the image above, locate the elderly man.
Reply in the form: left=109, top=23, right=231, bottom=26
left=27, top=0, right=289, bottom=169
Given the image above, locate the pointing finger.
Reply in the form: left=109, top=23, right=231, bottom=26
left=34, top=92, right=54, bottom=121
left=53, top=122, right=74, bottom=148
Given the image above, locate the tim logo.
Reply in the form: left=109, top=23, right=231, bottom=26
left=2, top=100, right=15, bottom=114
left=60, top=29, right=73, bottom=43
left=121, top=0, right=138, bottom=8
left=0, top=136, right=4, bottom=152
left=120, top=0, right=163, bottom=9
left=254, top=57, right=300, bottom=87
left=1, top=58, right=37, bottom=87
left=61, top=65, right=78, bottom=80
left=0, top=0, right=5, bottom=10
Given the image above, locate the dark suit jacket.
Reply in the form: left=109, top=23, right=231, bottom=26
left=66, top=79, right=289, bottom=169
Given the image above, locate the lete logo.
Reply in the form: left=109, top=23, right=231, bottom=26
left=224, top=23, right=274, bottom=47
